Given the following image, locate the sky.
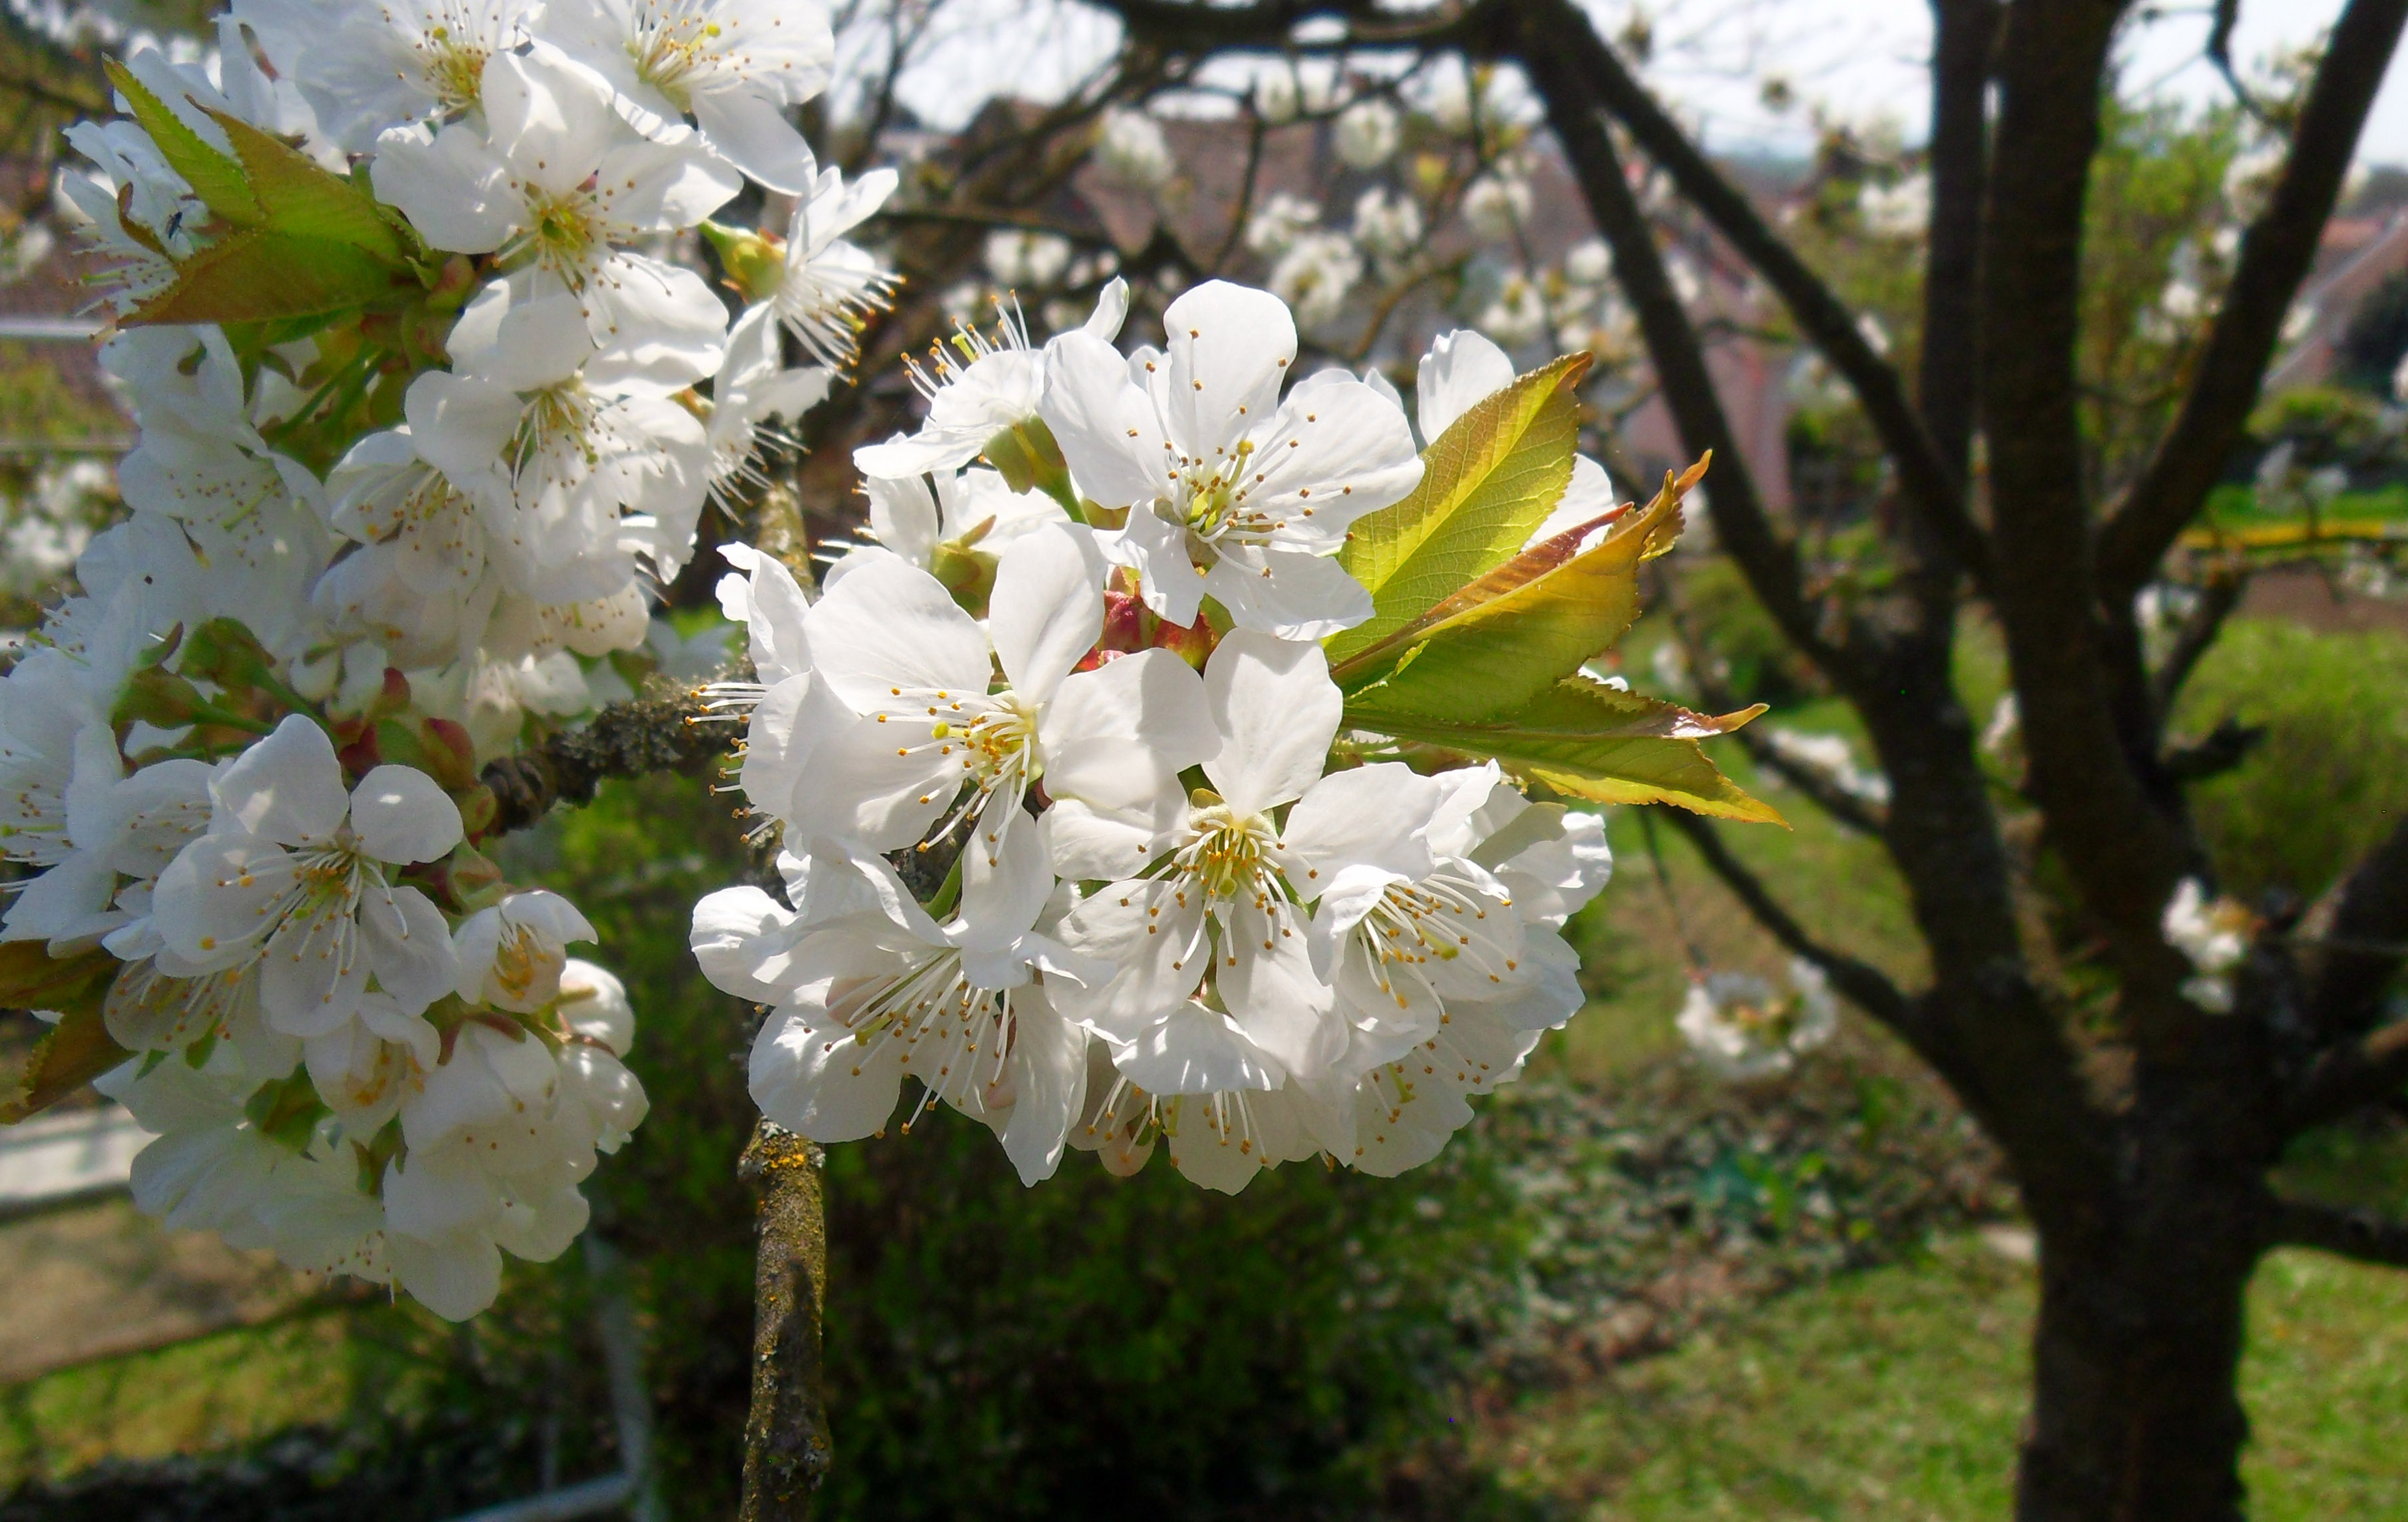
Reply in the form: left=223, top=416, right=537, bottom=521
left=854, top=0, right=2408, bottom=166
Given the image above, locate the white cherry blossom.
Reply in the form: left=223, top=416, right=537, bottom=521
left=1040, top=280, right=1422, bottom=638
left=1049, top=633, right=1440, bottom=1077
left=542, top=0, right=836, bottom=192
left=792, top=527, right=1218, bottom=855
left=370, top=49, right=740, bottom=340
left=854, top=280, right=1129, bottom=480
left=151, top=716, right=463, bottom=1038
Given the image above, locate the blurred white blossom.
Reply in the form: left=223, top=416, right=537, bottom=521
left=1334, top=98, right=1401, bottom=168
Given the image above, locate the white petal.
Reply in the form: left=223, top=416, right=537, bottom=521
left=444, top=278, right=595, bottom=389
left=1117, top=503, right=1207, bottom=629
left=1081, top=276, right=1130, bottom=340
left=1416, top=328, right=1516, bottom=442
left=370, top=121, right=514, bottom=253
left=1113, top=1001, right=1283, bottom=1095
left=1038, top=331, right=1171, bottom=511
left=1052, top=878, right=1204, bottom=1033
left=348, top=765, right=464, bottom=865
left=989, top=523, right=1104, bottom=705
left=212, top=714, right=348, bottom=845
left=1200, top=631, right=1343, bottom=815
left=750, top=985, right=906, bottom=1143
left=1201, top=546, right=1372, bottom=641
left=1037, top=798, right=1163, bottom=884
left=997, top=986, right=1087, bottom=1185
left=587, top=255, right=733, bottom=392
left=1041, top=648, right=1216, bottom=817
left=1277, top=762, right=1439, bottom=891
left=802, top=557, right=990, bottom=714
left=691, top=84, right=814, bottom=192
left=1161, top=281, right=1294, bottom=459
left=1218, top=897, right=1340, bottom=1074
left=387, top=1225, right=504, bottom=1322
left=862, top=474, right=940, bottom=567
left=363, top=886, right=459, bottom=1013
left=957, top=808, right=1050, bottom=948
left=691, top=886, right=804, bottom=1001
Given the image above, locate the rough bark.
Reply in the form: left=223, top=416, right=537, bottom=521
left=739, top=1122, right=833, bottom=1522
left=2020, top=1220, right=2259, bottom=1521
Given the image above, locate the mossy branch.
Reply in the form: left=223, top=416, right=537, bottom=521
left=478, top=686, right=733, bottom=837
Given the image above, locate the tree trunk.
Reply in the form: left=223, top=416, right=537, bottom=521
left=2016, top=1190, right=2261, bottom=1519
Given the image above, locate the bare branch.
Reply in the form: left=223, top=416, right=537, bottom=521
left=1919, top=0, right=2004, bottom=487
left=2150, top=570, right=2248, bottom=716
left=2266, top=1194, right=2408, bottom=1268
left=1980, top=0, right=2196, bottom=963
left=479, top=688, right=731, bottom=837
left=2284, top=1019, right=2408, bottom=1135
left=2304, top=815, right=2408, bottom=1031
left=1511, top=18, right=1852, bottom=682
left=1656, top=807, right=1919, bottom=1037
left=1504, top=0, right=1991, bottom=590
left=740, top=1122, right=833, bottom=1521
left=2097, top=0, right=2408, bottom=598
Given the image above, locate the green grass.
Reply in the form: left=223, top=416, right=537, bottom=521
left=0, top=1306, right=432, bottom=1487
left=1477, top=1240, right=2408, bottom=1520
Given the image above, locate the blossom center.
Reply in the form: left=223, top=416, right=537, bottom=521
left=627, top=3, right=727, bottom=105
left=826, top=950, right=1016, bottom=1123
left=1175, top=803, right=1274, bottom=901
left=416, top=24, right=489, bottom=113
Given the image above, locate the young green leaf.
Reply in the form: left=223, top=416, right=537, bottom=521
left=1347, top=678, right=1782, bottom=824
left=128, top=227, right=408, bottom=325
left=1328, top=352, right=1590, bottom=666
left=204, top=105, right=412, bottom=260
left=103, top=59, right=260, bottom=230
left=1330, top=457, right=1701, bottom=718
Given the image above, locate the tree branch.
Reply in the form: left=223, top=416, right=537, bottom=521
left=1504, top=0, right=1990, bottom=590
left=2302, top=816, right=2408, bottom=1040
left=2150, top=570, right=2247, bottom=716
left=478, top=687, right=731, bottom=837
left=1919, top=0, right=2004, bottom=488
left=2096, top=0, right=2408, bottom=597
left=1980, top=0, right=2196, bottom=965
left=2283, top=1021, right=2408, bottom=1136
left=739, top=1122, right=833, bottom=1521
left=1656, top=807, right=1920, bottom=1039
left=1511, top=20, right=1851, bottom=682
left=2266, top=1194, right=2408, bottom=1268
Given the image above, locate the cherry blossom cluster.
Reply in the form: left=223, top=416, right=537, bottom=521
left=7, top=0, right=884, bottom=1317
left=693, top=286, right=1616, bottom=1192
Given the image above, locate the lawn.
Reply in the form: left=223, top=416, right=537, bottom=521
left=1476, top=1240, right=2408, bottom=1521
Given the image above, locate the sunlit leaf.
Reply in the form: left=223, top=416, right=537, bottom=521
left=205, top=105, right=412, bottom=260
left=1331, top=458, right=1699, bottom=718
left=127, top=226, right=409, bottom=325
left=1328, top=353, right=1590, bottom=667
left=1349, top=678, right=1782, bottom=823
left=103, top=59, right=259, bottom=229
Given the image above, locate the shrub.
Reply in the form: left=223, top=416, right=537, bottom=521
left=2176, top=619, right=2408, bottom=899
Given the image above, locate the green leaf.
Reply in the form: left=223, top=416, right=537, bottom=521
left=1329, top=353, right=1592, bottom=667
left=128, top=227, right=408, bottom=325
left=103, top=59, right=259, bottom=230
left=204, top=106, right=411, bottom=260
left=1331, top=459, right=1697, bottom=718
left=1347, top=678, right=1783, bottom=824
left=0, top=945, right=129, bottom=1125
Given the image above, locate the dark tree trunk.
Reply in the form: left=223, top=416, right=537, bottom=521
left=2018, top=1205, right=2259, bottom=1520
